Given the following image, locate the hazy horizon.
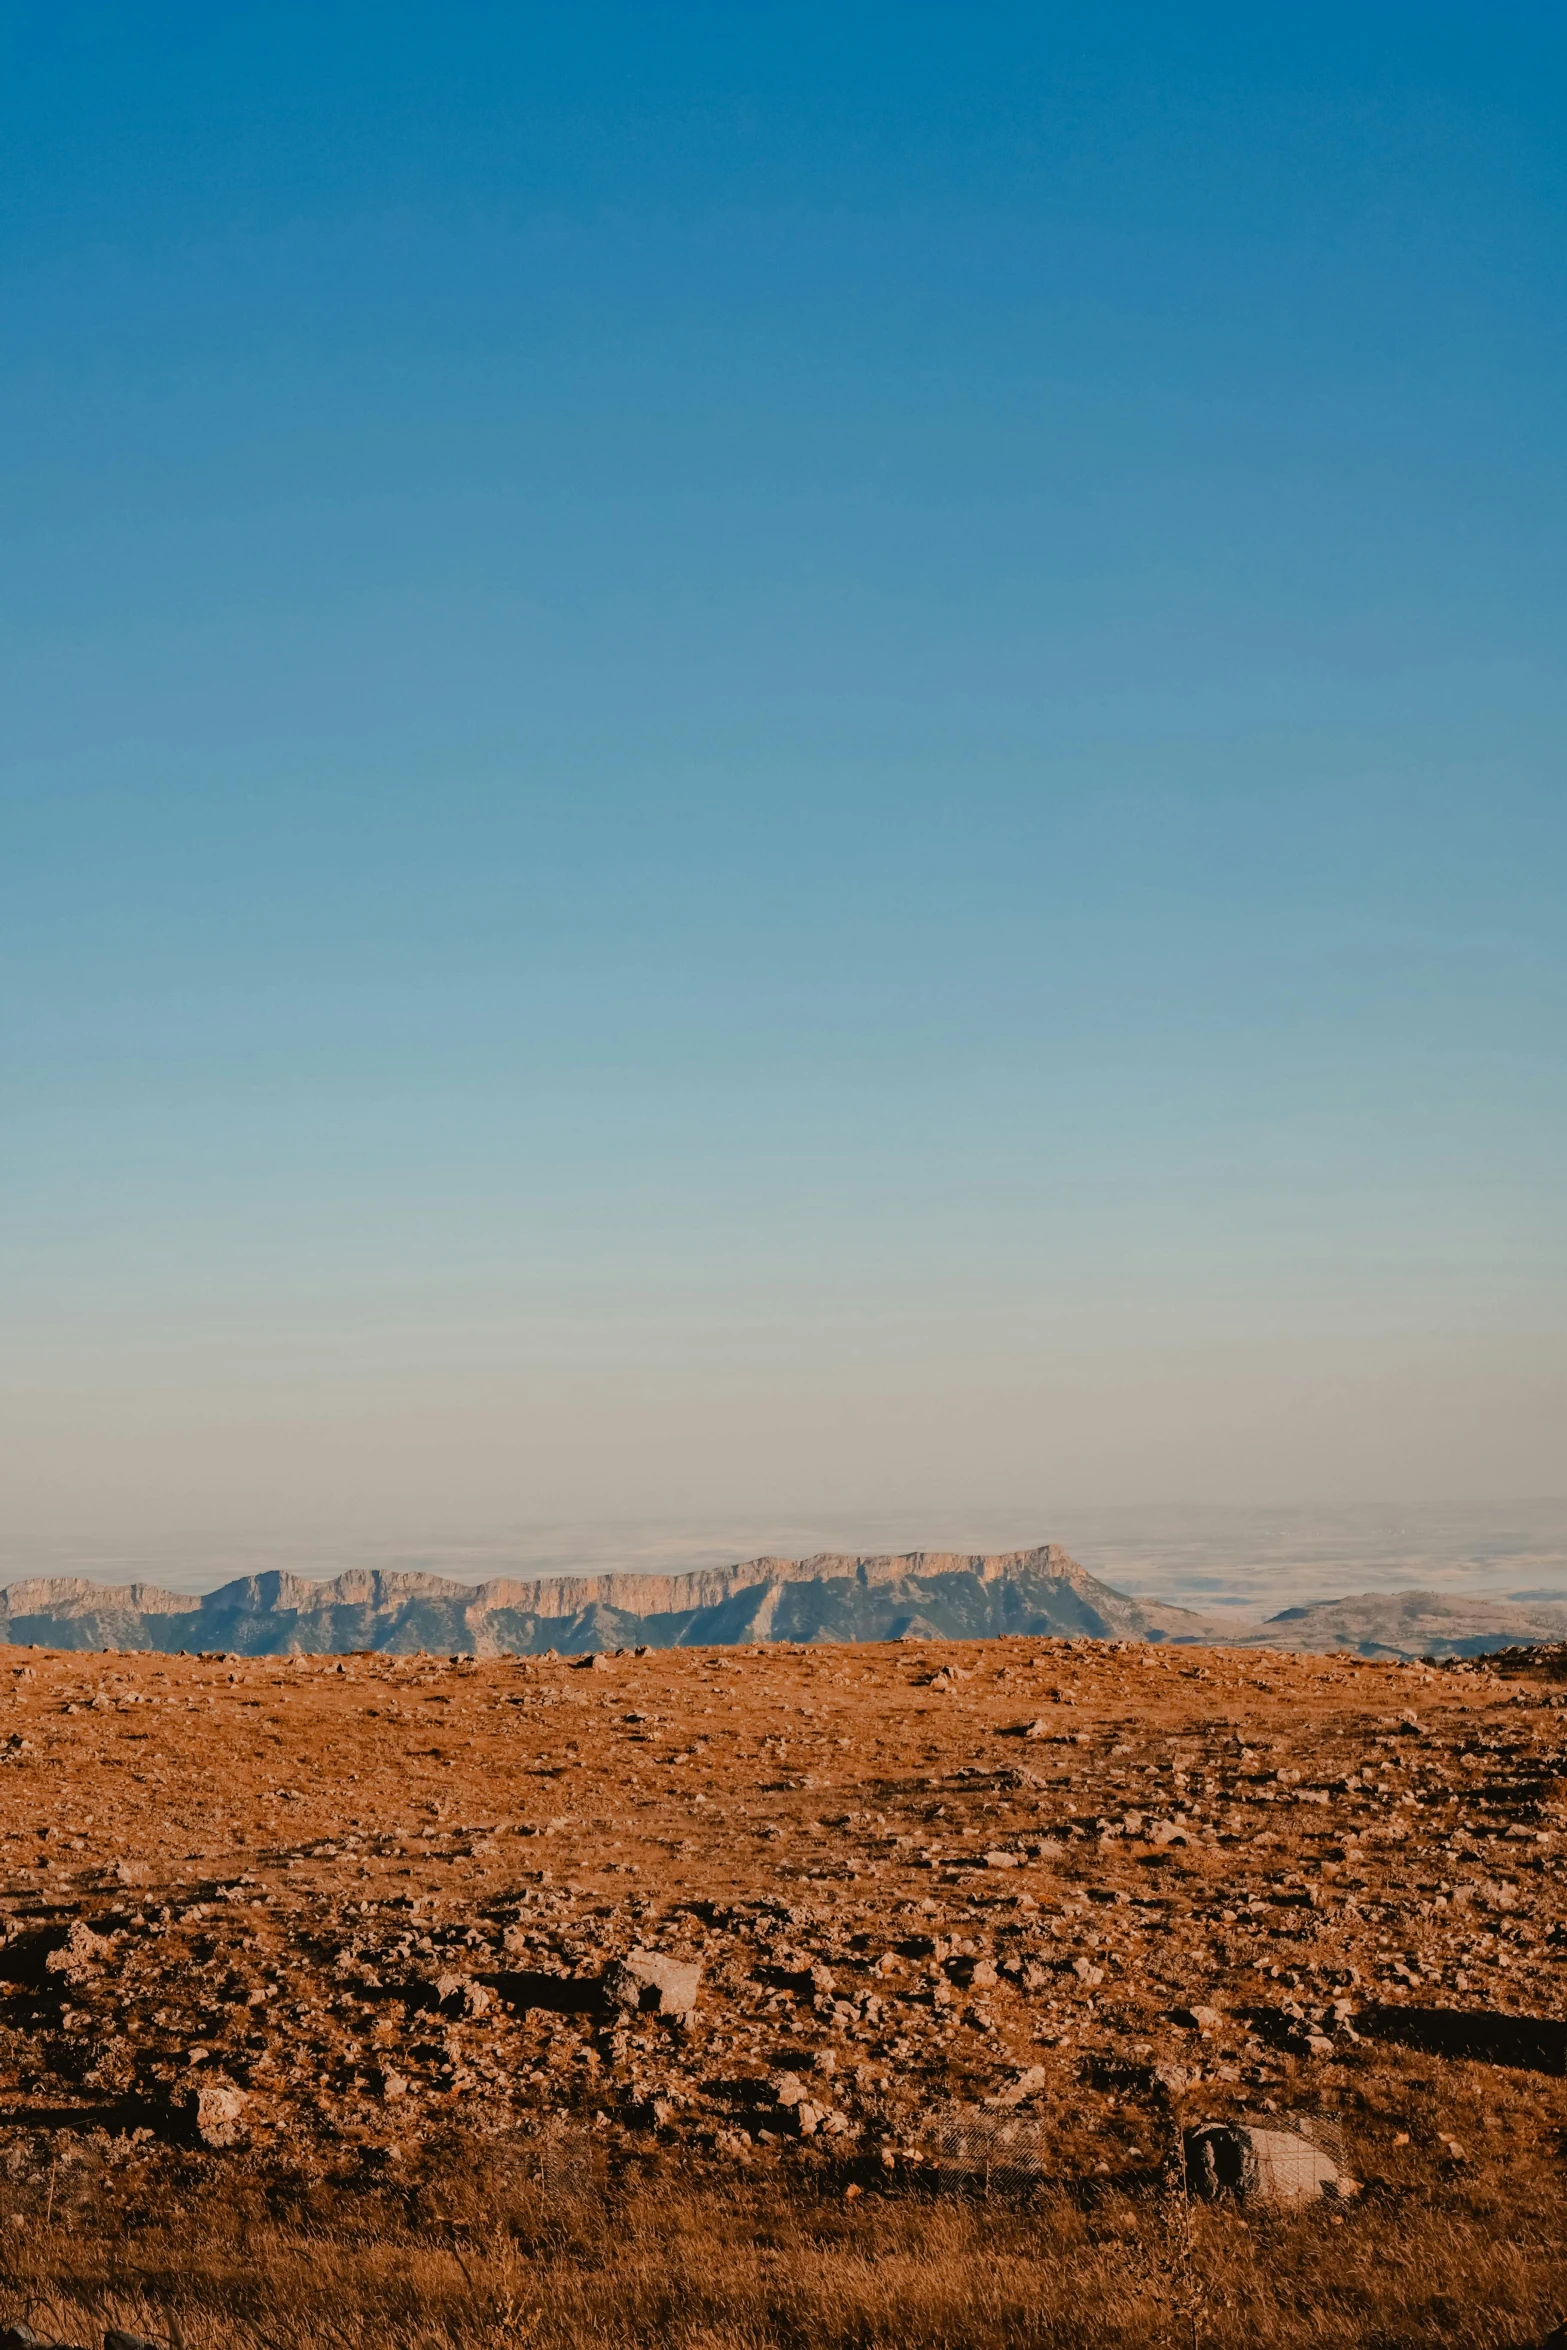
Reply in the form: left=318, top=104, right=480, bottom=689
left=3, top=1497, right=1565, bottom=1628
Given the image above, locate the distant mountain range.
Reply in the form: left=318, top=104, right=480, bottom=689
left=0, top=1546, right=1212, bottom=1656
left=1, top=1549, right=1561, bottom=1660
left=1249, top=1587, right=1567, bottom=1661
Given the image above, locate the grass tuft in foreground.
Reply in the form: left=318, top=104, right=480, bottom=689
left=0, top=2143, right=1561, bottom=2349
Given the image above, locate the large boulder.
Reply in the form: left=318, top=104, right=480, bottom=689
left=1184, top=2122, right=1357, bottom=2206
left=164, top=2077, right=248, bottom=2149
left=602, top=1948, right=702, bottom=2018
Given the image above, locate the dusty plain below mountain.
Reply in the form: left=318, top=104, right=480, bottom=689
left=0, top=1617, right=1562, bottom=2347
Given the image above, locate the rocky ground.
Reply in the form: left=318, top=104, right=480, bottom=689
left=0, top=1632, right=1562, bottom=2201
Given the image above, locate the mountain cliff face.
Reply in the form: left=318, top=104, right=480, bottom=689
left=0, top=1545, right=1216, bottom=1656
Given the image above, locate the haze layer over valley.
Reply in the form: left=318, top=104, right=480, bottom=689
left=5, top=1502, right=1563, bottom=1662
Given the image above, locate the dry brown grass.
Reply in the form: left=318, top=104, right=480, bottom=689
left=0, top=2147, right=1562, bottom=2350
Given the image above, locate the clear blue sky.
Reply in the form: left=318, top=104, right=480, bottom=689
left=3, top=4, right=1564, bottom=1557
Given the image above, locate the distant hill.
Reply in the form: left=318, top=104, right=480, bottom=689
left=1248, top=1587, right=1567, bottom=1661
left=0, top=1545, right=1220, bottom=1657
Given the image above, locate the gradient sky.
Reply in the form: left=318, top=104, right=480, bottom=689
left=3, top=4, right=1564, bottom=1556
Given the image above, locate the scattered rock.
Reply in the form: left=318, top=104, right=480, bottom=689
left=1184, top=2122, right=1358, bottom=2207
left=429, top=1972, right=492, bottom=2019
left=947, top=1955, right=998, bottom=1989
left=45, top=1922, right=113, bottom=1983
left=603, top=1947, right=702, bottom=2018
left=984, top=2064, right=1047, bottom=2107
left=165, top=2078, right=249, bottom=2149
left=0, top=1605, right=1555, bottom=2208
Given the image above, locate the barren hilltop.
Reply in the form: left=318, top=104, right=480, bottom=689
left=0, top=1629, right=1563, bottom=2347
left=1255, top=1588, right=1567, bottom=1661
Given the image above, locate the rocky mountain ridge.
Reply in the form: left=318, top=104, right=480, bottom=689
left=0, top=1545, right=1216, bottom=1655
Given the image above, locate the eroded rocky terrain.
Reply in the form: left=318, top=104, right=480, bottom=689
left=0, top=1633, right=1561, bottom=2189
